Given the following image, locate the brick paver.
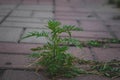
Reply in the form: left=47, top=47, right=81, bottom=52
left=0, top=0, right=120, bottom=80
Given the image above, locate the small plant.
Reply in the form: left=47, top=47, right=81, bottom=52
left=22, top=20, right=83, bottom=78
left=87, top=40, right=102, bottom=47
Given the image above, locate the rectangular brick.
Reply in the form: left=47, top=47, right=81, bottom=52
left=105, top=20, right=120, bottom=26
left=0, top=27, right=22, bottom=42
left=80, top=20, right=108, bottom=32
left=92, top=48, right=120, bottom=62
left=96, top=13, right=120, bottom=21
left=0, top=54, right=33, bottom=69
left=0, top=42, right=41, bottom=54
left=61, top=31, right=113, bottom=39
left=10, top=10, right=32, bottom=17
left=109, top=25, right=120, bottom=32
left=32, top=11, right=54, bottom=18
left=6, top=17, right=43, bottom=23
left=0, top=9, right=10, bottom=16
left=0, top=16, right=4, bottom=22
left=2, top=70, right=45, bottom=80
left=17, top=5, right=53, bottom=11
left=0, top=4, right=16, bottom=9
left=1, top=21, right=47, bottom=28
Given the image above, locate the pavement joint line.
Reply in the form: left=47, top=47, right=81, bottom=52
left=89, top=47, right=98, bottom=61
left=17, top=27, right=26, bottom=43
left=0, top=0, right=24, bottom=24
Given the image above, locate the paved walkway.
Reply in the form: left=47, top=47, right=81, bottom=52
left=0, top=0, right=120, bottom=80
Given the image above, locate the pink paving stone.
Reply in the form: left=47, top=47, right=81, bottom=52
left=108, top=44, right=120, bottom=48
left=60, top=31, right=113, bottom=39
left=55, top=6, right=73, bottom=11
left=71, top=75, right=120, bottom=80
left=114, top=32, right=120, bottom=39
left=0, top=42, right=41, bottom=54
left=0, top=54, right=34, bottom=69
left=109, top=25, right=120, bottom=32
left=68, top=47, right=93, bottom=60
left=96, top=13, right=120, bottom=21
left=92, top=48, right=120, bottom=62
left=79, top=20, right=108, bottom=32
left=56, top=19, right=79, bottom=27
left=105, top=20, right=120, bottom=26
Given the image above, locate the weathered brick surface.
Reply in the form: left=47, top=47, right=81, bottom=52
left=6, top=17, right=44, bottom=23
left=114, top=32, right=120, bottom=39
left=0, top=27, right=22, bottom=42
left=2, top=70, right=47, bottom=80
left=79, top=20, right=108, bottom=32
left=17, top=5, right=53, bottom=11
left=10, top=10, right=32, bottom=17
left=0, top=4, right=16, bottom=9
left=0, top=42, right=41, bottom=54
left=32, top=11, right=54, bottom=18
left=92, top=48, right=120, bottom=62
left=0, top=9, right=10, bottom=16
left=61, top=31, right=113, bottom=39
left=1, top=21, right=47, bottom=28
left=0, top=54, right=33, bottom=69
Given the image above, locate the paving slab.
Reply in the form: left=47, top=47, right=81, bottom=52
left=71, top=75, right=120, bottom=80
left=61, top=31, right=113, bottom=39
left=0, top=54, right=33, bottom=69
left=0, top=9, right=11, bottom=16
left=0, top=43, right=41, bottom=54
left=114, top=32, right=120, bottom=39
left=2, top=70, right=46, bottom=80
left=1, top=21, right=47, bottom=28
left=96, top=13, right=120, bottom=21
left=105, top=20, right=120, bottom=26
left=109, top=25, right=120, bottom=32
left=0, top=4, right=17, bottom=9
left=17, top=5, right=53, bottom=11
left=10, top=10, right=32, bottom=17
left=79, top=20, right=108, bottom=32
left=6, top=17, right=45, bottom=23
left=91, top=48, right=120, bottom=62
left=0, top=27, right=22, bottom=42
left=0, top=16, right=4, bottom=22
left=32, top=11, right=54, bottom=18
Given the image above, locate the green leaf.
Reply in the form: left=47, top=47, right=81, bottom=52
left=22, top=31, right=49, bottom=39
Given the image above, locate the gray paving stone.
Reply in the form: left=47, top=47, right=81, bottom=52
left=105, top=20, right=120, bottom=26
left=80, top=20, right=108, bottom=32
left=61, top=31, right=113, bottom=39
left=109, top=25, right=120, bottom=32
left=0, top=27, right=22, bottom=42
left=0, top=4, right=16, bottom=9
left=0, top=16, right=4, bottom=22
left=2, top=70, right=46, bottom=80
left=6, top=17, right=44, bottom=23
left=1, top=21, right=47, bottom=28
left=114, top=32, right=120, bottom=39
left=0, top=54, right=33, bottom=69
left=96, top=13, right=120, bottom=21
left=0, top=9, right=10, bottom=16
left=92, top=48, right=120, bottom=61
left=17, top=5, right=53, bottom=11
left=32, top=11, right=54, bottom=18
left=21, top=29, right=50, bottom=44
left=10, top=10, right=32, bottom=17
